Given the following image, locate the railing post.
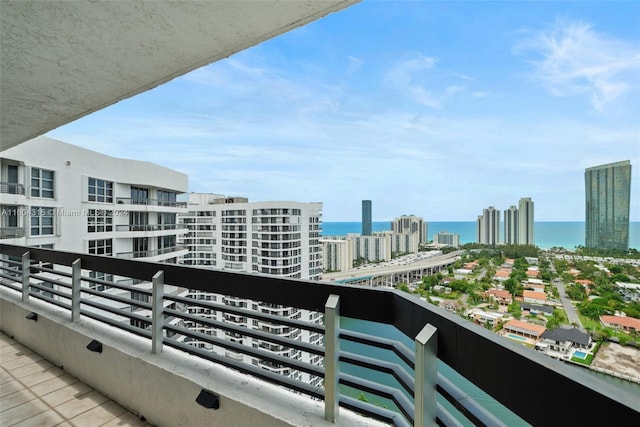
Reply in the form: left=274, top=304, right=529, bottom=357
left=151, top=270, right=164, bottom=354
left=21, top=251, right=30, bottom=302
left=71, top=258, right=81, bottom=322
left=324, top=294, right=340, bottom=422
left=414, top=323, right=437, bottom=427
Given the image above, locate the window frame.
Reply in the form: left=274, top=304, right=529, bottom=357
left=88, top=178, right=113, bottom=203
left=30, top=168, right=54, bottom=198
left=30, top=206, right=54, bottom=236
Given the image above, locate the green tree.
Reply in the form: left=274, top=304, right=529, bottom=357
left=508, top=301, right=521, bottom=319
left=504, top=278, right=517, bottom=296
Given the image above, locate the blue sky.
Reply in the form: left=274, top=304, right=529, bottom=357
left=48, top=1, right=640, bottom=222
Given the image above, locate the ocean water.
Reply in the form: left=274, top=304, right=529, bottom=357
left=321, top=221, right=640, bottom=250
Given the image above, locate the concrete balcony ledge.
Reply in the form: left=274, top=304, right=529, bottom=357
left=0, top=289, right=385, bottom=427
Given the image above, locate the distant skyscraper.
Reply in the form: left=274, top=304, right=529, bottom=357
left=518, top=197, right=534, bottom=245
left=433, top=231, right=460, bottom=247
left=477, top=206, right=500, bottom=245
left=390, top=214, right=428, bottom=244
left=585, top=161, right=632, bottom=251
left=362, top=200, right=372, bottom=236
left=504, top=206, right=519, bottom=245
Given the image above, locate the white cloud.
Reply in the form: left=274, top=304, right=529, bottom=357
left=514, top=19, right=640, bottom=110
left=387, top=53, right=443, bottom=108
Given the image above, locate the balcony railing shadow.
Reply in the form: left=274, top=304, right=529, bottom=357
left=0, top=244, right=638, bottom=426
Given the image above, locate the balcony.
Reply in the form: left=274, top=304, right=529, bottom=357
left=115, top=198, right=187, bottom=208
left=1, top=244, right=638, bottom=426
left=115, top=224, right=185, bottom=232
left=0, top=227, right=25, bottom=239
left=0, top=182, right=25, bottom=195
left=116, top=246, right=186, bottom=259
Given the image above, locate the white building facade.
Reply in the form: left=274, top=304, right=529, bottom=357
left=504, top=205, right=518, bottom=245
left=1, top=136, right=189, bottom=330
left=322, top=237, right=353, bottom=272
left=390, top=215, right=428, bottom=245
left=350, top=233, right=392, bottom=263
left=477, top=206, right=500, bottom=245
left=518, top=197, right=534, bottom=245
left=1, top=136, right=188, bottom=261
left=433, top=231, right=460, bottom=247
left=177, top=193, right=324, bottom=386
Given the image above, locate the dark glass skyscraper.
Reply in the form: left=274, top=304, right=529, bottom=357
left=362, top=200, right=372, bottom=236
left=585, top=160, right=632, bottom=251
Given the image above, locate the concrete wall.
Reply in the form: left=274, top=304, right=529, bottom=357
left=0, top=290, right=382, bottom=427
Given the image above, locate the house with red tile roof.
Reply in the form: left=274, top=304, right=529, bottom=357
left=600, top=315, right=640, bottom=333
left=494, top=268, right=511, bottom=282
left=525, top=283, right=545, bottom=293
left=503, top=319, right=546, bottom=340
left=523, top=290, right=547, bottom=304
left=484, top=289, right=513, bottom=306
left=525, top=269, right=540, bottom=278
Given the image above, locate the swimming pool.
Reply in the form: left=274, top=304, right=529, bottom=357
left=507, top=334, right=526, bottom=342
left=573, top=351, right=588, bottom=359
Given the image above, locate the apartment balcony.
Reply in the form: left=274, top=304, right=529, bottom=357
left=0, top=243, right=638, bottom=427
left=0, top=227, right=25, bottom=240
left=0, top=183, right=27, bottom=206
left=114, top=223, right=188, bottom=238
left=0, top=182, right=25, bottom=195
left=116, top=246, right=187, bottom=262
left=114, top=198, right=187, bottom=213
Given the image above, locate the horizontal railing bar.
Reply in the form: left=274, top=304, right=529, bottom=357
left=81, top=277, right=152, bottom=294
left=80, top=299, right=152, bottom=325
left=339, top=328, right=415, bottom=368
left=163, top=307, right=324, bottom=356
left=28, top=292, right=71, bottom=311
left=28, top=282, right=71, bottom=300
left=0, top=271, right=21, bottom=282
left=1, top=258, right=25, bottom=267
left=0, top=280, right=21, bottom=292
left=339, top=394, right=409, bottom=427
left=340, top=351, right=415, bottom=397
left=436, top=402, right=466, bottom=427
left=80, top=288, right=152, bottom=312
left=30, top=274, right=71, bottom=289
left=35, top=265, right=73, bottom=278
left=164, top=324, right=324, bottom=378
left=163, top=337, right=324, bottom=400
left=437, top=372, right=508, bottom=427
left=79, top=309, right=153, bottom=340
left=339, top=372, right=414, bottom=424
left=165, top=293, right=326, bottom=334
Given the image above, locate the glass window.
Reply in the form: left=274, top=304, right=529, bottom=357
left=30, top=168, right=54, bottom=198
left=87, top=209, right=113, bottom=232
left=88, top=239, right=112, bottom=256
left=88, top=178, right=113, bottom=203
left=30, top=207, right=54, bottom=236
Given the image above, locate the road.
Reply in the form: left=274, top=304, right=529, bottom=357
left=553, top=278, right=582, bottom=328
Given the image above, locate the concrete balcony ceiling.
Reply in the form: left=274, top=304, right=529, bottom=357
left=0, top=0, right=358, bottom=151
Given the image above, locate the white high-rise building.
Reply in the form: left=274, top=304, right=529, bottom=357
left=322, top=237, right=353, bottom=272
left=477, top=206, right=500, bottom=245
left=504, top=205, right=519, bottom=245
left=376, top=230, right=419, bottom=254
left=350, top=233, right=392, bottom=263
left=433, top=231, right=460, bottom=247
left=1, top=136, right=188, bottom=260
left=177, top=193, right=324, bottom=385
left=390, top=215, right=428, bottom=245
left=1, top=136, right=189, bottom=326
left=518, top=197, right=534, bottom=246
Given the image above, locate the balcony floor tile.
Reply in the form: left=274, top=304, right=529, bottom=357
left=0, top=332, right=152, bottom=427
